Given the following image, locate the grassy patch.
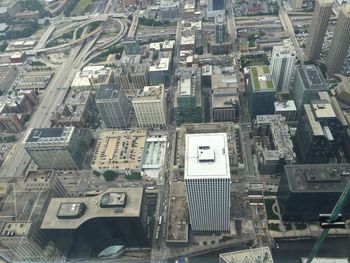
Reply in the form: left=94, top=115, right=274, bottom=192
left=93, top=170, right=101, bottom=176
left=264, top=198, right=279, bottom=220
left=103, top=170, right=118, bottom=181
left=295, top=223, right=307, bottom=230
left=266, top=80, right=274, bottom=89
left=0, top=135, right=16, bottom=143
left=263, top=66, right=270, bottom=74
left=125, top=172, right=142, bottom=180
left=241, top=54, right=269, bottom=68
left=284, top=223, right=293, bottom=231
left=268, top=223, right=280, bottom=231
left=264, top=191, right=276, bottom=197
left=90, top=45, right=123, bottom=63
left=71, top=0, right=94, bottom=16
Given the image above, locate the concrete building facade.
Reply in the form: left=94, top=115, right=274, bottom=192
left=294, top=100, right=341, bottom=164
left=247, top=66, right=276, bottom=119
left=304, top=0, right=333, bottom=62
left=175, top=77, right=203, bottom=124
left=292, top=64, right=327, bottom=111
left=184, top=133, right=231, bottom=232
left=23, top=127, right=91, bottom=169
left=95, top=84, right=131, bottom=128
left=326, top=4, right=350, bottom=74
left=270, top=39, right=296, bottom=92
left=132, top=85, right=167, bottom=127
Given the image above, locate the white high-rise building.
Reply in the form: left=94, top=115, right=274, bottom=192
left=132, top=84, right=167, bottom=127
left=270, top=39, right=296, bottom=92
left=184, top=133, right=231, bottom=232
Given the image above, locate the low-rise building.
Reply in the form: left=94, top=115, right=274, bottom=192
left=0, top=65, right=18, bottom=93
left=71, top=66, right=114, bottom=91
left=149, top=58, right=170, bottom=86
left=51, top=91, right=93, bottom=128
left=255, top=114, right=295, bottom=175
left=0, top=113, right=24, bottom=132
left=211, top=75, right=240, bottom=123
left=91, top=130, right=147, bottom=174
left=141, top=135, right=167, bottom=179
left=180, top=35, right=195, bottom=51
left=13, top=70, right=53, bottom=91
left=158, top=0, right=180, bottom=21
left=166, top=181, right=189, bottom=244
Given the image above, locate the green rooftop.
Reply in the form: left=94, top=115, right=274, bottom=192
left=250, top=66, right=275, bottom=91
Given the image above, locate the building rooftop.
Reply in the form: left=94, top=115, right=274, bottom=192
left=181, top=35, right=195, bottom=46
left=0, top=23, right=8, bottom=32
left=250, top=66, right=275, bottom=90
left=298, top=65, right=327, bottom=90
left=95, top=83, right=121, bottom=100
left=284, top=164, right=350, bottom=193
left=0, top=180, right=56, bottom=238
left=301, top=258, right=349, bottom=263
left=51, top=90, right=92, bottom=124
left=272, top=39, right=296, bottom=56
left=23, top=127, right=74, bottom=145
left=342, top=3, right=350, bottom=16
left=211, top=74, right=239, bottom=107
left=178, top=78, right=192, bottom=96
left=141, top=136, right=167, bottom=176
left=0, top=222, right=31, bottom=237
left=166, top=181, right=188, bottom=243
left=202, top=65, right=213, bottom=76
left=91, top=130, right=147, bottom=172
left=119, top=54, right=141, bottom=65
left=149, top=58, right=170, bottom=72
left=184, top=133, right=230, bottom=179
left=310, top=98, right=336, bottom=118
left=274, top=100, right=297, bottom=112
left=56, top=203, right=86, bottom=219
left=304, top=100, right=336, bottom=137
left=133, top=84, right=164, bottom=101
left=175, top=123, right=244, bottom=171
left=41, top=188, right=144, bottom=229
left=129, top=63, right=148, bottom=75
left=256, top=114, right=295, bottom=162
left=219, top=247, right=274, bottom=263
left=71, top=65, right=112, bottom=88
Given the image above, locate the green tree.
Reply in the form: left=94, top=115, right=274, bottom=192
left=103, top=170, right=118, bottom=181
left=125, top=172, right=142, bottom=180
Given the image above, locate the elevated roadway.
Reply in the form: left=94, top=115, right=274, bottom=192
left=39, top=26, right=102, bottom=52
left=127, top=9, right=139, bottom=37
left=279, top=7, right=304, bottom=64
left=0, top=20, right=126, bottom=178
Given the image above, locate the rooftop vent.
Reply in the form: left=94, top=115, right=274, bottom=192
left=198, top=146, right=215, bottom=162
